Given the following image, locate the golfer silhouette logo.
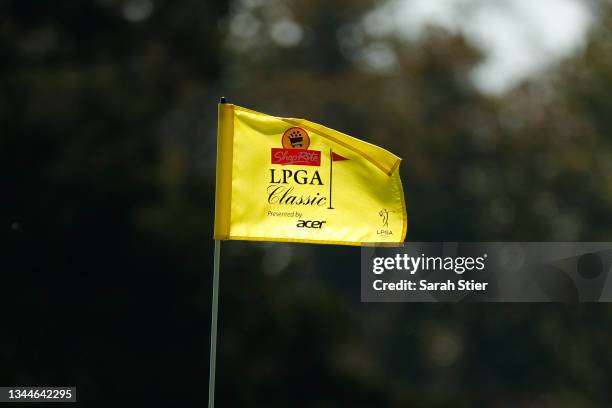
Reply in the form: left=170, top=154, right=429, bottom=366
left=282, top=127, right=310, bottom=149
left=379, top=209, right=393, bottom=228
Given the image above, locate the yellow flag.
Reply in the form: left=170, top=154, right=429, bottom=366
left=214, top=102, right=407, bottom=246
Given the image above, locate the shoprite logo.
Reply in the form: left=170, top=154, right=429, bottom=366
left=272, top=127, right=321, bottom=166
left=271, top=148, right=321, bottom=166
left=282, top=127, right=310, bottom=149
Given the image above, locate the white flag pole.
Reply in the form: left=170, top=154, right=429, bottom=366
left=208, top=239, right=221, bottom=408
left=209, top=96, right=227, bottom=408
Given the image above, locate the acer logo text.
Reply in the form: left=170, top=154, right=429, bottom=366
left=296, top=220, right=327, bottom=229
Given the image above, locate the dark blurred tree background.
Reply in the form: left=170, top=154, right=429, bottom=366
left=3, top=0, right=612, bottom=406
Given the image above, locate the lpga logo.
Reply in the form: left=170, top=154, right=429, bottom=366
left=378, top=208, right=394, bottom=236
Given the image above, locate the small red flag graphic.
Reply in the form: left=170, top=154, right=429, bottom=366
left=331, top=152, right=349, bottom=161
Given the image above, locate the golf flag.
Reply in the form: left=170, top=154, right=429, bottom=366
left=214, top=102, right=407, bottom=246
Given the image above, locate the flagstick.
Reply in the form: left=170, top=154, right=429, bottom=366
left=209, top=96, right=227, bottom=408
left=208, top=240, right=221, bottom=408
left=328, top=149, right=334, bottom=209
